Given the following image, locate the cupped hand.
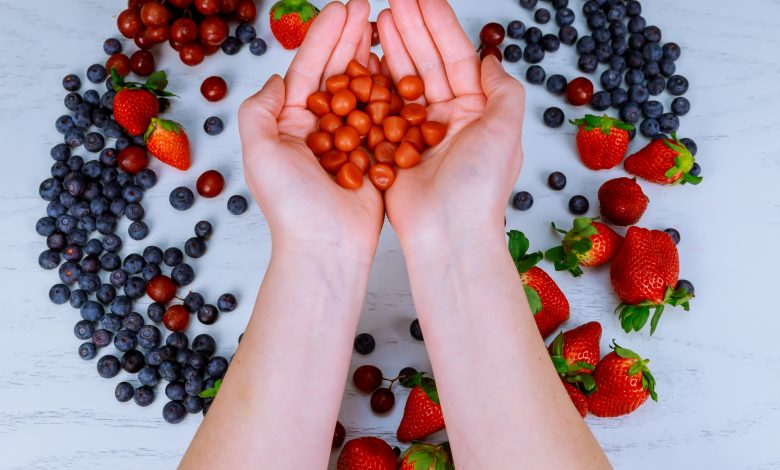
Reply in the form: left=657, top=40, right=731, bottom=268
left=377, top=0, right=527, bottom=247
left=238, top=0, right=383, bottom=260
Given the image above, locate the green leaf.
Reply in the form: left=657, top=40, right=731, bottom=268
left=508, top=230, right=528, bottom=261
left=515, top=251, right=543, bottom=273
left=579, top=373, right=596, bottom=392
left=550, top=331, right=564, bottom=357
left=682, top=173, right=703, bottom=185
left=145, top=71, right=168, bottom=91
left=523, top=284, right=543, bottom=315
left=198, top=378, right=223, bottom=398
left=420, top=377, right=440, bottom=404
left=544, top=246, right=566, bottom=262
left=632, top=306, right=650, bottom=331
left=575, top=361, right=595, bottom=371
left=570, top=238, right=593, bottom=254
left=649, top=304, right=665, bottom=335
left=665, top=166, right=680, bottom=179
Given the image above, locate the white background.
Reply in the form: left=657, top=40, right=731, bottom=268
left=1, top=0, right=779, bottom=468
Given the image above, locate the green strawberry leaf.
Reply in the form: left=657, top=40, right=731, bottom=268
left=579, top=373, right=596, bottom=392
left=570, top=238, right=593, bottom=254
left=550, top=331, right=565, bottom=357
left=544, top=246, right=566, bottom=262
left=420, top=377, right=440, bottom=405
left=508, top=230, right=528, bottom=261
left=649, top=305, right=665, bottom=335
left=144, top=71, right=168, bottom=91
left=682, top=173, right=703, bottom=185
left=515, top=251, right=543, bottom=273
left=523, top=285, right=543, bottom=315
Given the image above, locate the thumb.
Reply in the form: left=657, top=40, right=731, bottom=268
left=238, top=74, right=286, bottom=144
left=479, top=56, right=526, bottom=139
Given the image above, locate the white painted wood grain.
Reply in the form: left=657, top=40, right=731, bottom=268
left=1, top=0, right=779, bottom=468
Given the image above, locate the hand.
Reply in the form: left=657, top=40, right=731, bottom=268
left=238, top=0, right=383, bottom=261
left=377, top=0, right=526, bottom=250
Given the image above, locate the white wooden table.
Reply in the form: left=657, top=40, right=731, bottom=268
left=1, top=0, right=779, bottom=468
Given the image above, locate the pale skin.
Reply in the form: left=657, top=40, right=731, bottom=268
left=181, top=0, right=612, bottom=468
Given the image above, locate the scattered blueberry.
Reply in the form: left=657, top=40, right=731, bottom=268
left=194, top=220, right=213, bottom=239
left=546, top=74, right=567, bottom=94
left=74, top=320, right=95, bottom=340
left=197, top=304, right=219, bottom=325
left=207, top=356, right=229, bottom=378
left=556, top=8, right=575, bottom=27
left=203, top=116, right=224, bottom=136
left=249, top=38, right=267, bottom=56
left=163, top=401, right=186, bottom=424
left=79, top=342, right=98, bottom=360
left=680, top=138, right=697, bottom=156
left=642, top=101, right=664, bottom=119
left=217, top=293, right=237, bottom=312
left=227, top=195, right=248, bottom=215
left=524, top=27, right=543, bottom=44
left=540, top=34, right=560, bottom=52
left=103, top=38, right=122, bottom=55
left=576, top=36, right=596, bottom=55
left=568, top=195, right=589, bottom=215
left=115, top=382, right=134, bottom=402
left=166, top=381, right=187, bottom=401
left=667, top=75, right=689, bottom=96
left=611, top=88, right=628, bottom=108
left=128, top=221, right=149, bottom=240
left=170, top=187, right=195, bottom=211
left=354, top=333, right=375, bottom=355
left=672, top=97, right=690, bottom=116
left=526, top=65, right=546, bottom=84
left=519, top=0, right=538, bottom=9
left=559, top=25, right=578, bottom=45
left=543, top=107, right=565, bottom=128
left=577, top=53, right=598, bottom=73
left=676, top=279, right=695, bottom=295
left=600, top=69, right=622, bottom=91
left=123, top=312, right=145, bottom=333
left=620, top=102, right=641, bottom=124
left=689, top=162, right=701, bottom=177
left=148, top=302, right=166, bottom=323
left=504, top=44, right=522, bottom=63
left=511, top=191, right=533, bottom=211
left=663, top=228, right=681, bottom=245
left=92, top=329, right=113, bottom=348
left=138, top=325, right=162, bottom=350
left=63, top=74, right=81, bottom=92
left=523, top=44, right=545, bottom=64
left=97, top=355, right=120, bottom=378
left=507, top=20, right=526, bottom=39
left=640, top=118, right=661, bottom=137
left=164, top=247, right=184, bottom=267
left=548, top=171, right=566, bottom=190
left=591, top=91, right=611, bottom=111
left=221, top=36, right=241, bottom=55
left=171, top=263, right=195, bottom=287
left=646, top=76, right=666, bottom=96
left=134, top=385, right=155, bottom=407
left=410, top=319, right=424, bottom=341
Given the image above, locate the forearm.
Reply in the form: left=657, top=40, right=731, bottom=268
left=181, top=240, right=373, bottom=469
left=401, top=227, right=611, bottom=469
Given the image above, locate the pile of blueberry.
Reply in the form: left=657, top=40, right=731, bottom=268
left=38, top=39, right=249, bottom=424
left=502, top=0, right=691, bottom=139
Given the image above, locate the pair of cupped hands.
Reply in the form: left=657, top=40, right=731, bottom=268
left=238, top=0, right=527, bottom=261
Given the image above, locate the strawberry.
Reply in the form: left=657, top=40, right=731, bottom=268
left=610, top=226, right=693, bottom=334
left=571, top=114, right=634, bottom=170
left=544, top=218, right=623, bottom=277
left=561, top=380, right=588, bottom=418
left=111, top=70, right=173, bottom=136
left=336, top=436, right=397, bottom=470
left=548, top=321, right=602, bottom=393
left=269, top=0, right=318, bottom=50
left=399, top=442, right=454, bottom=470
left=508, top=230, right=570, bottom=338
left=144, top=118, right=191, bottom=170
left=624, top=133, right=703, bottom=185
left=397, top=373, right=445, bottom=442
left=598, top=177, right=649, bottom=226
left=587, top=341, right=657, bottom=417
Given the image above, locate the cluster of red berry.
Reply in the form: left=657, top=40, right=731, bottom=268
left=116, top=0, right=257, bottom=66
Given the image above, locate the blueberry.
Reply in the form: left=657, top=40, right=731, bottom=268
left=221, top=36, right=241, bottom=55
left=138, top=366, right=160, bottom=387
left=398, top=367, right=419, bottom=388
left=109, top=295, right=131, bottom=319
left=164, top=248, right=184, bottom=267
left=101, top=233, right=122, bottom=253
left=547, top=171, right=567, bottom=190
left=190, top=222, right=213, bottom=242
left=63, top=74, right=81, bottom=91
left=546, top=75, right=567, bottom=95
left=123, top=312, right=145, bottom=333
left=643, top=25, right=662, bottom=43
left=124, top=203, right=144, bottom=221
left=607, top=3, right=626, bottom=21
left=39, top=178, right=63, bottom=201
left=227, top=195, right=248, bottom=215
left=582, top=0, right=599, bottom=16
left=504, top=44, right=523, bottom=63
left=36, top=216, right=57, bottom=237
left=628, top=85, right=649, bottom=104
left=538, top=35, right=558, bottom=54
left=97, top=355, right=120, bottom=378
left=524, top=27, right=543, bottom=44
left=134, top=386, right=155, bottom=406
left=676, top=279, right=695, bottom=295
left=576, top=36, right=596, bottom=54
left=511, top=191, right=534, bottom=211
left=84, top=239, right=104, bottom=256
left=591, top=91, right=611, bottom=111
left=593, top=27, right=610, bottom=44
left=578, top=54, right=598, bottom=73
left=64, top=92, right=83, bottom=111
left=84, top=133, right=105, bottom=153
left=642, top=61, right=660, bottom=78
left=197, top=304, right=219, bottom=325
left=523, top=44, right=545, bottom=64
left=101, top=253, right=122, bottom=272
left=658, top=59, right=676, bottom=78
left=609, top=55, right=626, bottom=73
left=166, top=381, right=187, bottom=401
left=114, top=329, right=137, bottom=352
left=568, top=195, right=589, bottom=215
left=507, top=20, right=526, bottom=39
left=519, top=0, right=538, bottom=9
left=626, top=0, right=642, bottom=16
left=555, top=7, right=575, bottom=27
left=68, top=228, right=88, bottom=246
left=104, top=120, right=123, bottom=138
left=169, top=187, right=195, bottom=211
left=526, top=65, right=546, bottom=84
left=83, top=90, right=100, bottom=107
left=128, top=221, right=149, bottom=240
left=47, top=232, right=67, bottom=251
left=234, top=22, right=257, bottom=44
left=56, top=115, right=74, bottom=134
left=559, top=25, right=578, bottom=45
left=78, top=273, right=101, bottom=293
left=216, top=293, right=237, bottom=313
left=610, top=21, right=627, bottom=39
left=148, top=302, right=166, bottom=323
left=410, top=319, right=424, bottom=341
left=680, top=138, right=697, bottom=156
left=92, top=329, right=113, bottom=348
left=627, top=16, right=646, bottom=36
left=206, top=356, right=229, bottom=379
left=626, top=49, right=643, bottom=69
left=137, top=325, right=162, bottom=350
left=116, top=135, right=132, bottom=151
left=185, top=376, right=204, bottom=396
left=249, top=38, right=267, bottom=56
left=199, top=116, right=225, bottom=137
left=202, top=398, right=213, bottom=416
left=115, top=382, right=134, bottom=402
left=59, top=261, right=82, bottom=284
left=543, top=107, right=565, bottom=128
left=81, top=255, right=101, bottom=274
left=667, top=75, right=689, bottom=96
left=70, top=289, right=88, bottom=309
left=646, top=76, right=666, bottom=96
left=167, top=332, right=189, bottom=350
left=96, top=215, right=117, bottom=235
left=51, top=162, right=70, bottom=181
left=162, top=401, right=186, bottom=424
left=171, top=263, right=195, bottom=287
left=661, top=228, right=682, bottom=245
left=79, top=342, right=98, bottom=360
left=354, top=333, right=375, bottom=354
left=142, top=263, right=161, bottom=282
left=99, top=313, right=123, bottom=333
left=552, top=0, right=567, bottom=8
left=642, top=101, right=664, bottom=119
left=124, top=276, right=147, bottom=299
left=595, top=43, right=612, bottom=63
left=188, top=353, right=208, bottom=371
left=124, top=253, right=146, bottom=274
left=600, top=69, right=622, bottom=91
left=610, top=88, right=628, bottom=108
left=658, top=113, right=680, bottom=133
left=689, top=162, right=701, bottom=177
left=640, top=118, right=661, bottom=137
left=183, top=395, right=204, bottom=414
left=587, top=11, right=607, bottom=29
left=101, top=90, right=116, bottom=111
left=663, top=42, right=681, bottom=61
left=74, top=320, right=95, bottom=340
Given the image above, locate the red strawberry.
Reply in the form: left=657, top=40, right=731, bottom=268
left=399, top=442, right=454, bottom=470
left=544, top=218, right=623, bottom=277
left=508, top=231, right=570, bottom=338
left=598, top=177, right=649, bottom=226
left=571, top=114, right=634, bottom=170
left=548, top=321, right=602, bottom=393
left=269, top=0, right=318, bottom=50
left=610, top=226, right=693, bottom=334
left=397, top=374, right=445, bottom=442
left=336, top=437, right=397, bottom=470
left=111, top=70, right=173, bottom=136
left=587, top=341, right=657, bottom=417
left=624, top=133, right=702, bottom=185
left=562, top=380, right=588, bottom=418
left=145, top=118, right=191, bottom=170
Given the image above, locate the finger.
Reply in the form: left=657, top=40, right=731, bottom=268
left=238, top=75, right=286, bottom=148
left=322, top=0, right=371, bottom=79
left=354, top=22, right=372, bottom=65
left=387, top=0, right=454, bottom=103
left=285, top=2, right=347, bottom=108
left=380, top=55, right=391, bottom=77
left=368, top=53, right=381, bottom=74
left=479, top=57, right=526, bottom=150
left=376, top=9, right=417, bottom=83
left=418, top=0, right=482, bottom=97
